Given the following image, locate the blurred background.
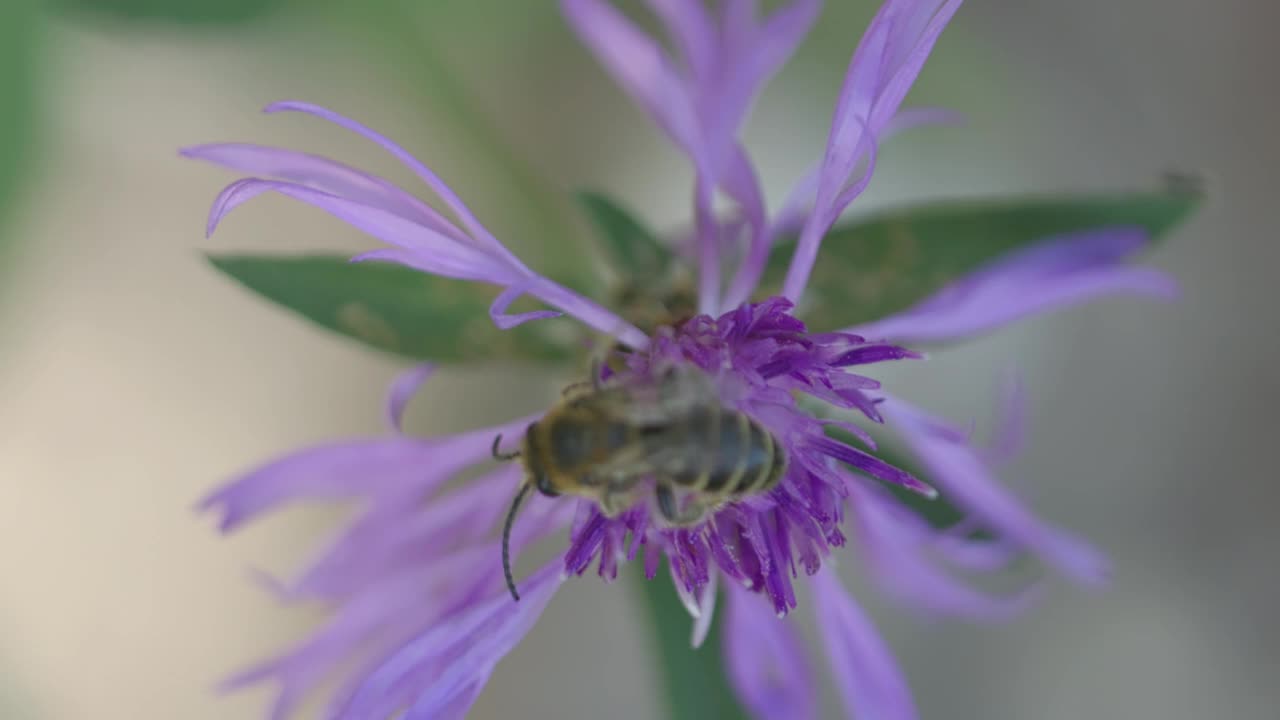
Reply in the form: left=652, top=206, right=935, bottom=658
left=0, top=0, right=1274, bottom=718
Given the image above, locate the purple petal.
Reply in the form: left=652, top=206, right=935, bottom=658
left=353, top=245, right=637, bottom=340
left=818, top=29, right=888, bottom=209
left=347, top=246, right=504, bottom=284
left=524, top=275, right=649, bottom=350
left=195, top=103, right=645, bottom=345
left=831, top=124, right=881, bottom=213
left=809, top=434, right=937, bottom=498
left=287, top=467, right=518, bottom=598
left=722, top=582, right=817, bottom=720
left=695, top=179, right=721, bottom=314
left=707, top=0, right=820, bottom=174
left=208, top=428, right=564, bottom=719
left=831, top=10, right=890, bottom=138
left=723, top=145, right=776, bottom=309
left=408, top=677, right=485, bottom=720
left=199, top=439, right=441, bottom=532
left=816, top=418, right=877, bottom=450
left=385, top=364, right=435, bottom=433
left=848, top=480, right=1040, bottom=621
left=200, top=418, right=531, bottom=532
left=767, top=106, right=962, bottom=246
left=881, top=105, right=966, bottom=135
left=812, top=569, right=917, bottom=720
left=753, top=0, right=822, bottom=82
left=699, top=148, right=767, bottom=314
left=690, top=569, right=718, bottom=649
left=564, top=0, right=817, bottom=314
left=333, top=560, right=564, bottom=719
left=262, top=101, right=527, bottom=270
left=488, top=285, right=564, bottom=330
left=983, top=373, right=1026, bottom=466
left=350, top=249, right=644, bottom=344
left=348, top=248, right=486, bottom=284
left=644, top=0, right=716, bottom=83
left=723, top=145, right=766, bottom=234
left=783, top=117, right=879, bottom=301
left=179, top=143, right=464, bottom=239
left=221, top=553, right=484, bottom=707
left=832, top=343, right=922, bottom=366
left=207, top=178, right=507, bottom=282
left=867, top=0, right=965, bottom=131
left=931, top=525, right=1023, bottom=571
left=848, top=228, right=1178, bottom=344
left=670, top=559, right=703, bottom=619
left=782, top=0, right=963, bottom=302
left=881, top=395, right=1111, bottom=585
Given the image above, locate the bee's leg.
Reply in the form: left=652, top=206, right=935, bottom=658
left=491, top=434, right=521, bottom=462
left=598, top=490, right=624, bottom=517
left=599, top=486, right=637, bottom=517
left=655, top=484, right=709, bottom=527
left=590, top=358, right=604, bottom=389
left=560, top=359, right=607, bottom=400
left=655, top=484, right=680, bottom=523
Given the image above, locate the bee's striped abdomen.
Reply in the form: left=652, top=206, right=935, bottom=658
left=732, top=419, right=785, bottom=496
left=660, top=407, right=785, bottom=498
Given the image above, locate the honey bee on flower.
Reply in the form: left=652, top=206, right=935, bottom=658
left=188, top=1, right=1180, bottom=718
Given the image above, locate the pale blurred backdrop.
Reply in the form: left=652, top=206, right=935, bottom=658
left=0, top=0, right=1275, bottom=718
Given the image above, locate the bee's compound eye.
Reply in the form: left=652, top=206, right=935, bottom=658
left=534, top=472, right=560, bottom=497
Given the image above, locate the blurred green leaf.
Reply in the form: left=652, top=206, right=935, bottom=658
left=208, top=254, right=580, bottom=364
left=576, top=191, right=675, bottom=279
left=53, top=0, right=286, bottom=25
left=0, top=0, right=40, bottom=256
left=634, top=560, right=749, bottom=720
left=761, top=186, right=1201, bottom=331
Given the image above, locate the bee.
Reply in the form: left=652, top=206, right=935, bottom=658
left=608, top=277, right=697, bottom=342
left=492, top=366, right=787, bottom=600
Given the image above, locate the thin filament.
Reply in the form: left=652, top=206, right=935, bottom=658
left=502, top=484, right=533, bottom=601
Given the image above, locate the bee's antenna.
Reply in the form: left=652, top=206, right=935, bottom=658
left=502, top=483, right=533, bottom=602
left=492, top=434, right=521, bottom=462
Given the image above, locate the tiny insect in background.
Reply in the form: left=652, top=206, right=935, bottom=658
left=492, top=365, right=787, bottom=600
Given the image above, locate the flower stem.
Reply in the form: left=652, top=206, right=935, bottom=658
left=633, top=561, right=750, bottom=720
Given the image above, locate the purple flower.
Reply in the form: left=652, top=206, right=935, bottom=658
left=188, top=1, right=1176, bottom=718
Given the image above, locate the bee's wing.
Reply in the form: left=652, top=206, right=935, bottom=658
left=603, top=366, right=718, bottom=423
left=581, top=367, right=720, bottom=487
left=577, top=440, right=655, bottom=489
left=575, top=407, right=683, bottom=485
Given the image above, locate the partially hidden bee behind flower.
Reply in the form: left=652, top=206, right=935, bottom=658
left=492, top=364, right=787, bottom=600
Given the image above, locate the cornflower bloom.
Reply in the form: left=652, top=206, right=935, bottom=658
left=187, top=0, right=1177, bottom=718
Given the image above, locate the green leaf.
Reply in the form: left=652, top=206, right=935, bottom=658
left=576, top=191, right=675, bottom=279
left=53, top=0, right=286, bottom=25
left=0, top=0, right=40, bottom=256
left=761, top=186, right=1202, bottom=331
left=634, top=560, right=749, bottom=720
left=208, top=254, right=579, bottom=364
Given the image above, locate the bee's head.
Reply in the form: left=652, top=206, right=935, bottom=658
left=522, top=421, right=560, bottom=497
left=501, top=421, right=560, bottom=603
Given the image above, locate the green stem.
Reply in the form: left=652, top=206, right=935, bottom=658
left=633, top=561, right=750, bottom=720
